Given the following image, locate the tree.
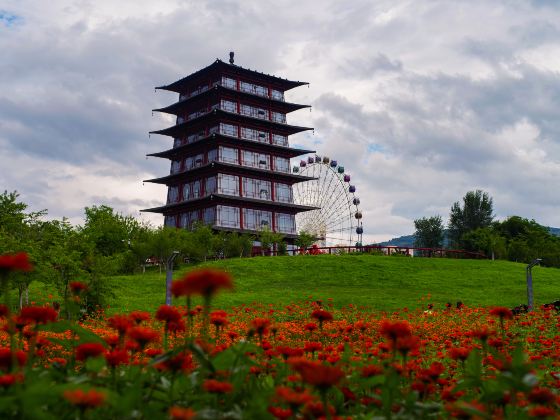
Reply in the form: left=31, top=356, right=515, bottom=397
left=461, top=227, right=506, bottom=260
left=295, top=231, right=315, bottom=251
left=448, top=190, right=494, bottom=247
left=413, top=216, right=444, bottom=249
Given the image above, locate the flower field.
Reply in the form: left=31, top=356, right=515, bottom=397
left=1, top=254, right=560, bottom=419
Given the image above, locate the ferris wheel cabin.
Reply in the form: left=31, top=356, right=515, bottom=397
left=142, top=54, right=318, bottom=243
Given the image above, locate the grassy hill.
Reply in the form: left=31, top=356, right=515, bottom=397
left=25, top=254, right=560, bottom=314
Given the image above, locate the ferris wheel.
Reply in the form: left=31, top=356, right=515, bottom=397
left=292, top=155, right=363, bottom=246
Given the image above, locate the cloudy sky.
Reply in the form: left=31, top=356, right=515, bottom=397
left=1, top=0, right=559, bottom=243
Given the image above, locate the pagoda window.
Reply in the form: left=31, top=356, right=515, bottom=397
left=182, top=183, right=191, bottom=200
left=219, top=146, right=238, bottom=164
left=220, top=123, right=238, bottom=137
left=275, top=183, right=293, bottom=203
left=167, top=186, right=179, bottom=204
left=205, top=176, right=217, bottom=194
left=240, top=81, right=268, bottom=98
left=240, top=127, right=267, bottom=142
left=221, top=76, right=236, bottom=89
left=177, top=116, right=185, bottom=124
left=242, top=208, right=272, bottom=230
left=192, top=180, right=201, bottom=198
left=216, top=205, right=240, bottom=228
left=208, top=125, right=220, bottom=135
left=193, top=153, right=204, bottom=168
left=272, top=134, right=288, bottom=146
left=271, top=111, right=286, bottom=124
left=218, top=173, right=240, bottom=196
left=180, top=213, right=188, bottom=228
left=240, top=104, right=268, bottom=120
left=243, top=177, right=271, bottom=200
left=275, top=213, right=296, bottom=234
left=207, top=148, right=218, bottom=163
left=170, top=160, right=181, bottom=174
left=164, top=215, right=177, bottom=228
left=273, top=156, right=290, bottom=173
left=203, top=207, right=216, bottom=225
left=173, top=138, right=182, bottom=148
left=187, top=130, right=206, bottom=144
left=271, top=89, right=284, bottom=101
left=220, top=99, right=237, bottom=113
left=242, top=150, right=270, bottom=170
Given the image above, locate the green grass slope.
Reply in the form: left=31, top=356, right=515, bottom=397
left=25, top=255, right=560, bottom=314
left=107, top=255, right=560, bottom=313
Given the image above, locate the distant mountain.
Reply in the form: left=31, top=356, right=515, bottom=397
left=378, top=227, right=560, bottom=247
left=548, top=227, right=560, bottom=237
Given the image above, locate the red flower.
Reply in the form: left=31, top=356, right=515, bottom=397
left=362, top=364, right=383, bottom=378
left=304, top=342, right=323, bottom=354
left=528, top=387, right=556, bottom=404
left=311, top=309, right=333, bottom=322
left=379, top=320, right=412, bottom=341
left=394, top=335, right=420, bottom=355
left=448, top=347, right=471, bottom=361
left=75, top=343, right=105, bottom=361
left=489, top=307, right=513, bottom=320
left=0, top=305, right=8, bottom=318
left=0, top=374, right=23, bottom=387
left=155, top=305, right=182, bottom=325
left=156, top=352, right=194, bottom=373
left=169, top=406, right=196, bottom=420
left=528, top=406, right=556, bottom=418
left=304, top=322, right=318, bottom=332
left=210, top=314, right=228, bottom=328
left=470, top=327, right=493, bottom=342
left=0, top=348, right=26, bottom=371
left=69, top=281, right=88, bottom=294
left=203, top=379, right=233, bottom=393
left=268, top=406, right=293, bottom=419
left=129, top=311, right=150, bottom=324
left=63, top=389, right=106, bottom=409
left=107, top=314, right=132, bottom=335
left=291, top=359, right=344, bottom=390
left=173, top=269, right=233, bottom=298
left=128, top=326, right=159, bottom=348
left=19, top=306, right=58, bottom=324
left=274, top=386, right=314, bottom=406
left=0, top=252, right=33, bottom=273
left=104, top=349, right=129, bottom=368
left=251, top=318, right=271, bottom=336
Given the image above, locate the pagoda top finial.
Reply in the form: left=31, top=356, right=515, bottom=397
left=229, top=51, right=234, bottom=64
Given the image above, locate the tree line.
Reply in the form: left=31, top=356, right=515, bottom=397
left=0, top=191, right=316, bottom=312
left=414, top=190, right=560, bottom=267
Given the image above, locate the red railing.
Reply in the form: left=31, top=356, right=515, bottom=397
left=252, top=245, right=487, bottom=259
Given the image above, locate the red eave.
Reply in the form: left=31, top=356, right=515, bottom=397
left=143, top=162, right=316, bottom=185
left=141, top=194, right=319, bottom=214
left=153, top=85, right=310, bottom=115
left=147, top=134, right=315, bottom=159
left=150, top=109, right=313, bottom=138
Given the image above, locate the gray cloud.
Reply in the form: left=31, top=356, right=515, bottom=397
left=2, top=0, right=560, bottom=242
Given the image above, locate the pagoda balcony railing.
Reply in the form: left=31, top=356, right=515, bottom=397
left=176, top=79, right=287, bottom=104
left=176, top=104, right=287, bottom=126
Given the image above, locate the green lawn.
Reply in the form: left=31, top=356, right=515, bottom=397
left=24, top=254, right=560, bottom=314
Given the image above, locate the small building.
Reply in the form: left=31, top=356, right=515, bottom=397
left=142, top=55, right=317, bottom=243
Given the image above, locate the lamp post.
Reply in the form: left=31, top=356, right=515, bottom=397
left=165, top=251, right=180, bottom=305
left=526, top=258, right=542, bottom=312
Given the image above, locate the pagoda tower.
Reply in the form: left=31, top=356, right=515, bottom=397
left=142, top=54, right=316, bottom=242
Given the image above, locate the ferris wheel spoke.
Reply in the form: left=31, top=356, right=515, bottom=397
left=293, top=159, right=362, bottom=246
